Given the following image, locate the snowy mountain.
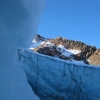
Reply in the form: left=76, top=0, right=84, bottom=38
left=29, top=34, right=100, bottom=66
left=1, top=0, right=99, bottom=99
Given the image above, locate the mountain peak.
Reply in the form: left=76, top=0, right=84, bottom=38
left=29, top=34, right=99, bottom=66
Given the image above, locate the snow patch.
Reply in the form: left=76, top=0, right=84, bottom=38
left=57, top=45, right=81, bottom=57
left=29, top=41, right=45, bottom=50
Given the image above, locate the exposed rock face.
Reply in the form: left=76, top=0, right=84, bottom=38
left=30, top=34, right=99, bottom=66
left=19, top=49, right=100, bottom=100
left=34, top=34, right=46, bottom=42
left=50, top=37, right=96, bottom=59
left=88, top=49, right=100, bottom=66
left=34, top=45, right=62, bottom=58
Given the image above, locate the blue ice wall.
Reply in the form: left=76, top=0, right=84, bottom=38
left=19, top=49, right=100, bottom=100
left=0, top=0, right=46, bottom=100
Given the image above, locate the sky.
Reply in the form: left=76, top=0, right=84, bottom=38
left=38, top=0, right=100, bottom=48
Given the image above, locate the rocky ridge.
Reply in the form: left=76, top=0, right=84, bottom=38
left=29, top=34, right=99, bottom=66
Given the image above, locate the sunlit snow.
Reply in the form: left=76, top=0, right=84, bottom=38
left=29, top=39, right=85, bottom=64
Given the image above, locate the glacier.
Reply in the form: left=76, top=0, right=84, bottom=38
left=0, top=0, right=46, bottom=100
left=19, top=49, right=100, bottom=100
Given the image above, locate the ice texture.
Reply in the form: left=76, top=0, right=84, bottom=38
left=0, top=0, right=45, bottom=100
left=19, top=49, right=100, bottom=100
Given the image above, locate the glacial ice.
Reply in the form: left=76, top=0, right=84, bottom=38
left=0, top=0, right=46, bottom=100
left=19, top=49, right=100, bottom=100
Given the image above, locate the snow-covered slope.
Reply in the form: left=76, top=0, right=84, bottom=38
left=29, top=34, right=100, bottom=66
left=19, top=49, right=100, bottom=100
left=0, top=0, right=45, bottom=100
left=29, top=34, right=93, bottom=65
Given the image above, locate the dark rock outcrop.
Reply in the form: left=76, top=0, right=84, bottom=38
left=34, top=34, right=46, bottom=42
left=34, top=43, right=71, bottom=61
left=34, top=45, right=62, bottom=57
